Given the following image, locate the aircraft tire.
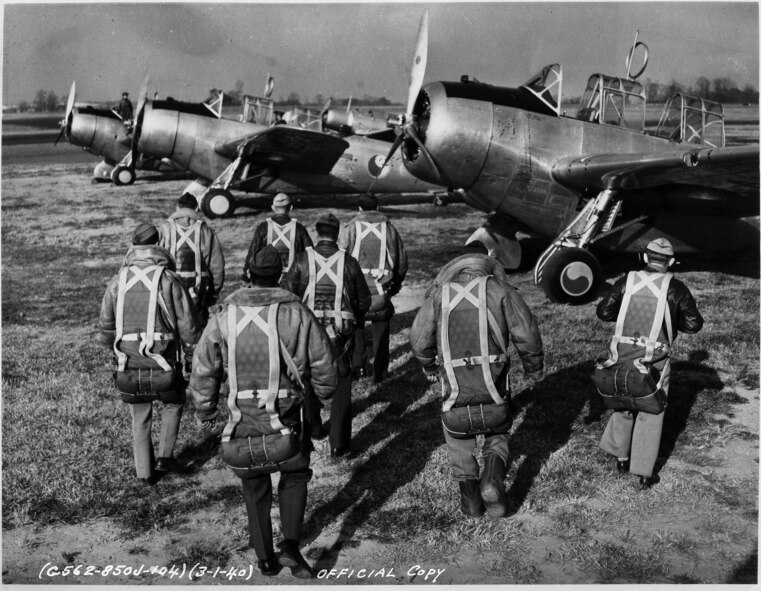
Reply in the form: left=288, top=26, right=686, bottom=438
left=539, top=247, right=601, bottom=305
left=201, top=189, right=236, bottom=219
left=111, top=165, right=136, bottom=186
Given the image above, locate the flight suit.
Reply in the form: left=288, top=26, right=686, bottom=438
left=100, top=245, right=200, bottom=479
left=597, top=265, right=704, bottom=477
left=190, top=286, right=338, bottom=563
left=283, top=240, right=371, bottom=454
left=339, top=210, right=407, bottom=382
left=158, top=207, right=225, bottom=326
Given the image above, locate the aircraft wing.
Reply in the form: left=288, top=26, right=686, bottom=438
left=214, top=126, right=350, bottom=174
left=551, top=144, right=759, bottom=199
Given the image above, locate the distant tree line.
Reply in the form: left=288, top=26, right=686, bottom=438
left=22, top=74, right=754, bottom=114
left=566, top=76, right=758, bottom=105
left=643, top=76, right=758, bottom=104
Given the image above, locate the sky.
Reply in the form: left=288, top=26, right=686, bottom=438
left=2, top=2, right=759, bottom=106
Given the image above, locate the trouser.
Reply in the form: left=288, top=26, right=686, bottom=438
left=599, top=358, right=671, bottom=477
left=329, top=373, right=353, bottom=451
left=129, top=400, right=184, bottom=478
left=236, top=457, right=313, bottom=561
left=443, top=429, right=510, bottom=481
left=352, top=319, right=390, bottom=380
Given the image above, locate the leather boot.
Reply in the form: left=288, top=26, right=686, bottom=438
left=458, top=480, right=485, bottom=517
left=480, top=454, right=507, bottom=518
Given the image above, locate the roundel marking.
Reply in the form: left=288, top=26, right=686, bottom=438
left=560, top=261, right=594, bottom=297
left=368, top=155, right=388, bottom=177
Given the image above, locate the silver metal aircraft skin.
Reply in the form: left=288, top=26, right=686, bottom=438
left=132, top=88, right=448, bottom=219
left=384, top=13, right=759, bottom=303
left=57, top=82, right=181, bottom=183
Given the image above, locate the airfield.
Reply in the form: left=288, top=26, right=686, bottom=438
left=1, top=111, right=759, bottom=584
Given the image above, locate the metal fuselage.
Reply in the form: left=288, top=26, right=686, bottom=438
left=405, top=81, right=759, bottom=254
left=138, top=102, right=443, bottom=195
left=68, top=107, right=131, bottom=165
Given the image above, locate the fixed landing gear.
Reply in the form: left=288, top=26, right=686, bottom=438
left=111, top=165, right=136, bottom=186
left=537, top=247, right=602, bottom=304
left=201, top=188, right=237, bottom=219
left=534, top=188, right=620, bottom=304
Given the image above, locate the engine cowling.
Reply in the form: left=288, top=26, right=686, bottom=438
left=322, top=109, right=355, bottom=134
left=402, top=81, right=492, bottom=194
left=137, top=103, right=182, bottom=161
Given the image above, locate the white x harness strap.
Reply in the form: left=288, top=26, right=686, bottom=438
left=166, top=220, right=207, bottom=294
left=222, top=303, right=304, bottom=443
left=114, top=265, right=175, bottom=372
left=605, top=270, right=674, bottom=377
left=352, top=221, right=392, bottom=294
left=303, top=247, right=354, bottom=333
left=440, top=276, right=508, bottom=412
left=267, top=218, right=298, bottom=272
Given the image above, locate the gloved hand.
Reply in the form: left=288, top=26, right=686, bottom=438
left=183, top=358, right=192, bottom=381
left=422, top=365, right=439, bottom=385
left=199, top=418, right=217, bottom=431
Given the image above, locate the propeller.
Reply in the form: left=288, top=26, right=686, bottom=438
left=55, top=80, right=76, bottom=146
left=130, top=74, right=150, bottom=169
left=264, top=72, right=274, bottom=100
left=369, top=9, right=443, bottom=191
left=319, top=97, right=332, bottom=132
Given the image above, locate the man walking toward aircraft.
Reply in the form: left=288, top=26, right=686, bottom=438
left=100, top=223, right=201, bottom=483
left=190, top=246, right=338, bottom=578
left=596, top=238, right=703, bottom=488
left=158, top=193, right=226, bottom=326
left=409, top=241, right=544, bottom=518
left=339, top=194, right=408, bottom=383
left=283, top=214, right=371, bottom=457
left=243, top=193, right=313, bottom=284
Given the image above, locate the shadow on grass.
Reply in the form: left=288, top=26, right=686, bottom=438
left=656, top=349, right=724, bottom=473
left=727, top=547, right=758, bottom=583
left=301, top=357, right=442, bottom=571
left=506, top=359, right=599, bottom=512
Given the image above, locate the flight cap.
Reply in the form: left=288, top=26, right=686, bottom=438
left=177, top=193, right=198, bottom=209
left=132, top=223, right=159, bottom=245
left=359, top=194, right=378, bottom=209
left=272, top=192, right=291, bottom=207
left=316, top=213, right=340, bottom=232
left=645, top=237, right=674, bottom=258
left=248, top=245, right=283, bottom=278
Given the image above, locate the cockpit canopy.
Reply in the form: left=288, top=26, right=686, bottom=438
left=520, top=64, right=563, bottom=116
left=576, top=74, right=646, bottom=131
left=653, top=93, right=725, bottom=147
left=240, top=95, right=275, bottom=125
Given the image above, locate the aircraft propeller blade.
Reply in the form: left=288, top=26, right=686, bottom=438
left=319, top=98, right=332, bottom=132
left=55, top=81, right=77, bottom=146
left=130, top=74, right=150, bottom=168
left=264, top=73, right=274, bottom=100
left=405, top=9, right=429, bottom=118
left=367, top=131, right=404, bottom=193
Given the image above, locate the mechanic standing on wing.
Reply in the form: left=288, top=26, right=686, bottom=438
left=283, top=214, right=371, bottom=458
left=190, top=246, right=338, bottom=578
left=159, top=193, right=225, bottom=326
left=100, top=223, right=201, bottom=483
left=597, top=238, right=703, bottom=488
left=116, top=92, right=134, bottom=121
left=339, top=194, right=408, bottom=383
left=409, top=242, right=544, bottom=518
left=243, top=193, right=313, bottom=284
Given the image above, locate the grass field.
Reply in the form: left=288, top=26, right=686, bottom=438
left=1, top=162, right=758, bottom=584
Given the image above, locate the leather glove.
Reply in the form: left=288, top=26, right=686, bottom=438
left=422, top=365, right=439, bottom=385
left=183, top=359, right=192, bottom=381
left=199, top=418, right=217, bottom=431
